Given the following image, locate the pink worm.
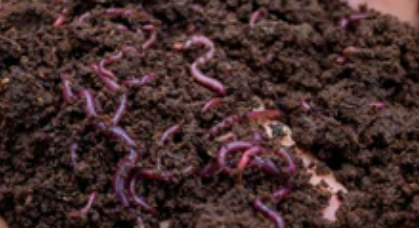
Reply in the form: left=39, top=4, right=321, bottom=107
left=69, top=142, right=78, bottom=164
left=77, top=12, right=91, bottom=23
left=201, top=98, right=222, bottom=113
left=99, top=60, right=117, bottom=80
left=108, top=126, right=137, bottom=147
left=53, top=8, right=68, bottom=27
left=249, top=9, right=265, bottom=29
left=113, top=149, right=139, bottom=207
left=105, top=8, right=134, bottom=18
left=61, top=73, right=74, bottom=103
left=340, top=13, right=367, bottom=30
left=369, top=101, right=386, bottom=109
left=142, top=25, right=157, bottom=49
left=253, top=199, right=285, bottom=228
left=67, top=192, right=97, bottom=218
left=184, top=35, right=226, bottom=96
left=217, top=141, right=254, bottom=174
left=159, top=124, right=181, bottom=144
left=98, top=73, right=121, bottom=91
left=112, top=94, right=128, bottom=125
left=128, top=171, right=158, bottom=214
left=237, top=146, right=263, bottom=172
left=123, top=72, right=158, bottom=87
left=79, top=89, right=98, bottom=117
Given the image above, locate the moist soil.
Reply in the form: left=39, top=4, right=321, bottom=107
left=0, top=0, right=418, bottom=227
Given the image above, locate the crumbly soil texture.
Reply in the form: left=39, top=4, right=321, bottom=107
left=0, top=0, right=418, bottom=227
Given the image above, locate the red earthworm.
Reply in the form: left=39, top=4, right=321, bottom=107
left=122, top=45, right=139, bottom=54
left=139, top=165, right=195, bottom=181
left=340, top=13, right=367, bottom=30
left=217, top=141, right=254, bottom=174
left=249, top=8, right=265, bottom=29
left=335, top=46, right=358, bottom=64
left=199, top=162, right=220, bottom=177
left=159, top=124, right=181, bottom=145
left=77, top=12, right=91, bottom=23
left=69, top=142, right=78, bottom=164
left=184, top=35, right=226, bottom=96
left=253, top=199, right=285, bottom=228
left=128, top=171, right=158, bottom=214
left=237, top=146, right=263, bottom=172
left=142, top=25, right=157, bottom=49
left=249, top=156, right=284, bottom=177
left=79, top=89, right=98, bottom=118
left=53, top=8, right=68, bottom=27
left=215, top=132, right=237, bottom=143
left=369, top=101, right=386, bottom=109
left=300, top=99, right=311, bottom=111
left=108, top=126, right=137, bottom=147
left=113, top=163, right=131, bottom=207
left=207, top=114, right=240, bottom=138
left=116, top=24, right=129, bottom=31
left=184, top=35, right=215, bottom=64
left=245, top=109, right=282, bottom=121
left=276, top=150, right=296, bottom=175
left=99, top=60, right=117, bottom=80
left=67, top=192, right=97, bottom=218
left=190, top=61, right=226, bottom=96
left=201, top=98, right=222, bottom=113
left=105, top=51, right=124, bottom=65
left=123, top=72, right=158, bottom=87
left=105, top=8, right=134, bottom=17
left=112, top=94, right=127, bottom=125
left=98, top=73, right=121, bottom=92
left=272, top=187, right=292, bottom=203
left=61, top=73, right=74, bottom=103
left=113, top=149, right=139, bottom=207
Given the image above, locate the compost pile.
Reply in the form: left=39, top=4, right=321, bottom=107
left=0, top=0, right=418, bottom=227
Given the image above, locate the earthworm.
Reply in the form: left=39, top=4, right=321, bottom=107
left=335, top=46, right=358, bottom=64
left=300, top=99, right=311, bottom=111
left=190, top=62, right=226, bottom=96
left=128, top=171, right=158, bottom=214
left=122, top=45, right=139, bottom=54
left=123, top=73, right=158, bottom=87
left=105, top=51, right=124, bottom=65
left=79, top=89, right=98, bottom=117
left=253, top=199, right=285, bottom=228
left=67, top=192, right=97, bottom=218
left=217, top=141, right=254, bottom=174
left=249, top=157, right=284, bottom=177
left=105, top=8, right=134, bottom=17
left=142, top=25, right=157, bottom=49
left=113, top=163, right=131, bottom=207
left=99, top=60, right=118, bottom=80
left=108, top=126, right=137, bottom=147
left=112, top=94, right=127, bottom=125
left=369, top=101, right=386, bottom=109
left=249, top=8, right=265, bottom=29
left=113, top=149, right=139, bottom=207
left=53, top=8, right=68, bottom=27
left=184, top=35, right=226, bottom=96
left=69, top=142, right=78, bottom=164
left=77, top=12, right=91, bottom=23
left=201, top=98, right=222, bottom=113
left=139, top=165, right=195, bottom=181
left=272, top=187, right=292, bottom=203
left=98, top=73, right=121, bottom=92
left=159, top=124, right=181, bottom=145
left=199, top=162, right=220, bottom=177
left=215, top=132, right=237, bottom=143
left=207, top=114, right=240, bottom=138
left=184, top=35, right=215, bottom=64
left=61, top=74, right=74, bottom=103
left=245, top=109, right=282, bottom=121
left=276, top=150, right=296, bottom=175
left=237, top=146, right=263, bottom=172
left=340, top=13, right=367, bottom=30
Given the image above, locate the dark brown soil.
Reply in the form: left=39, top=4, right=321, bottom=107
left=0, top=0, right=418, bottom=228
